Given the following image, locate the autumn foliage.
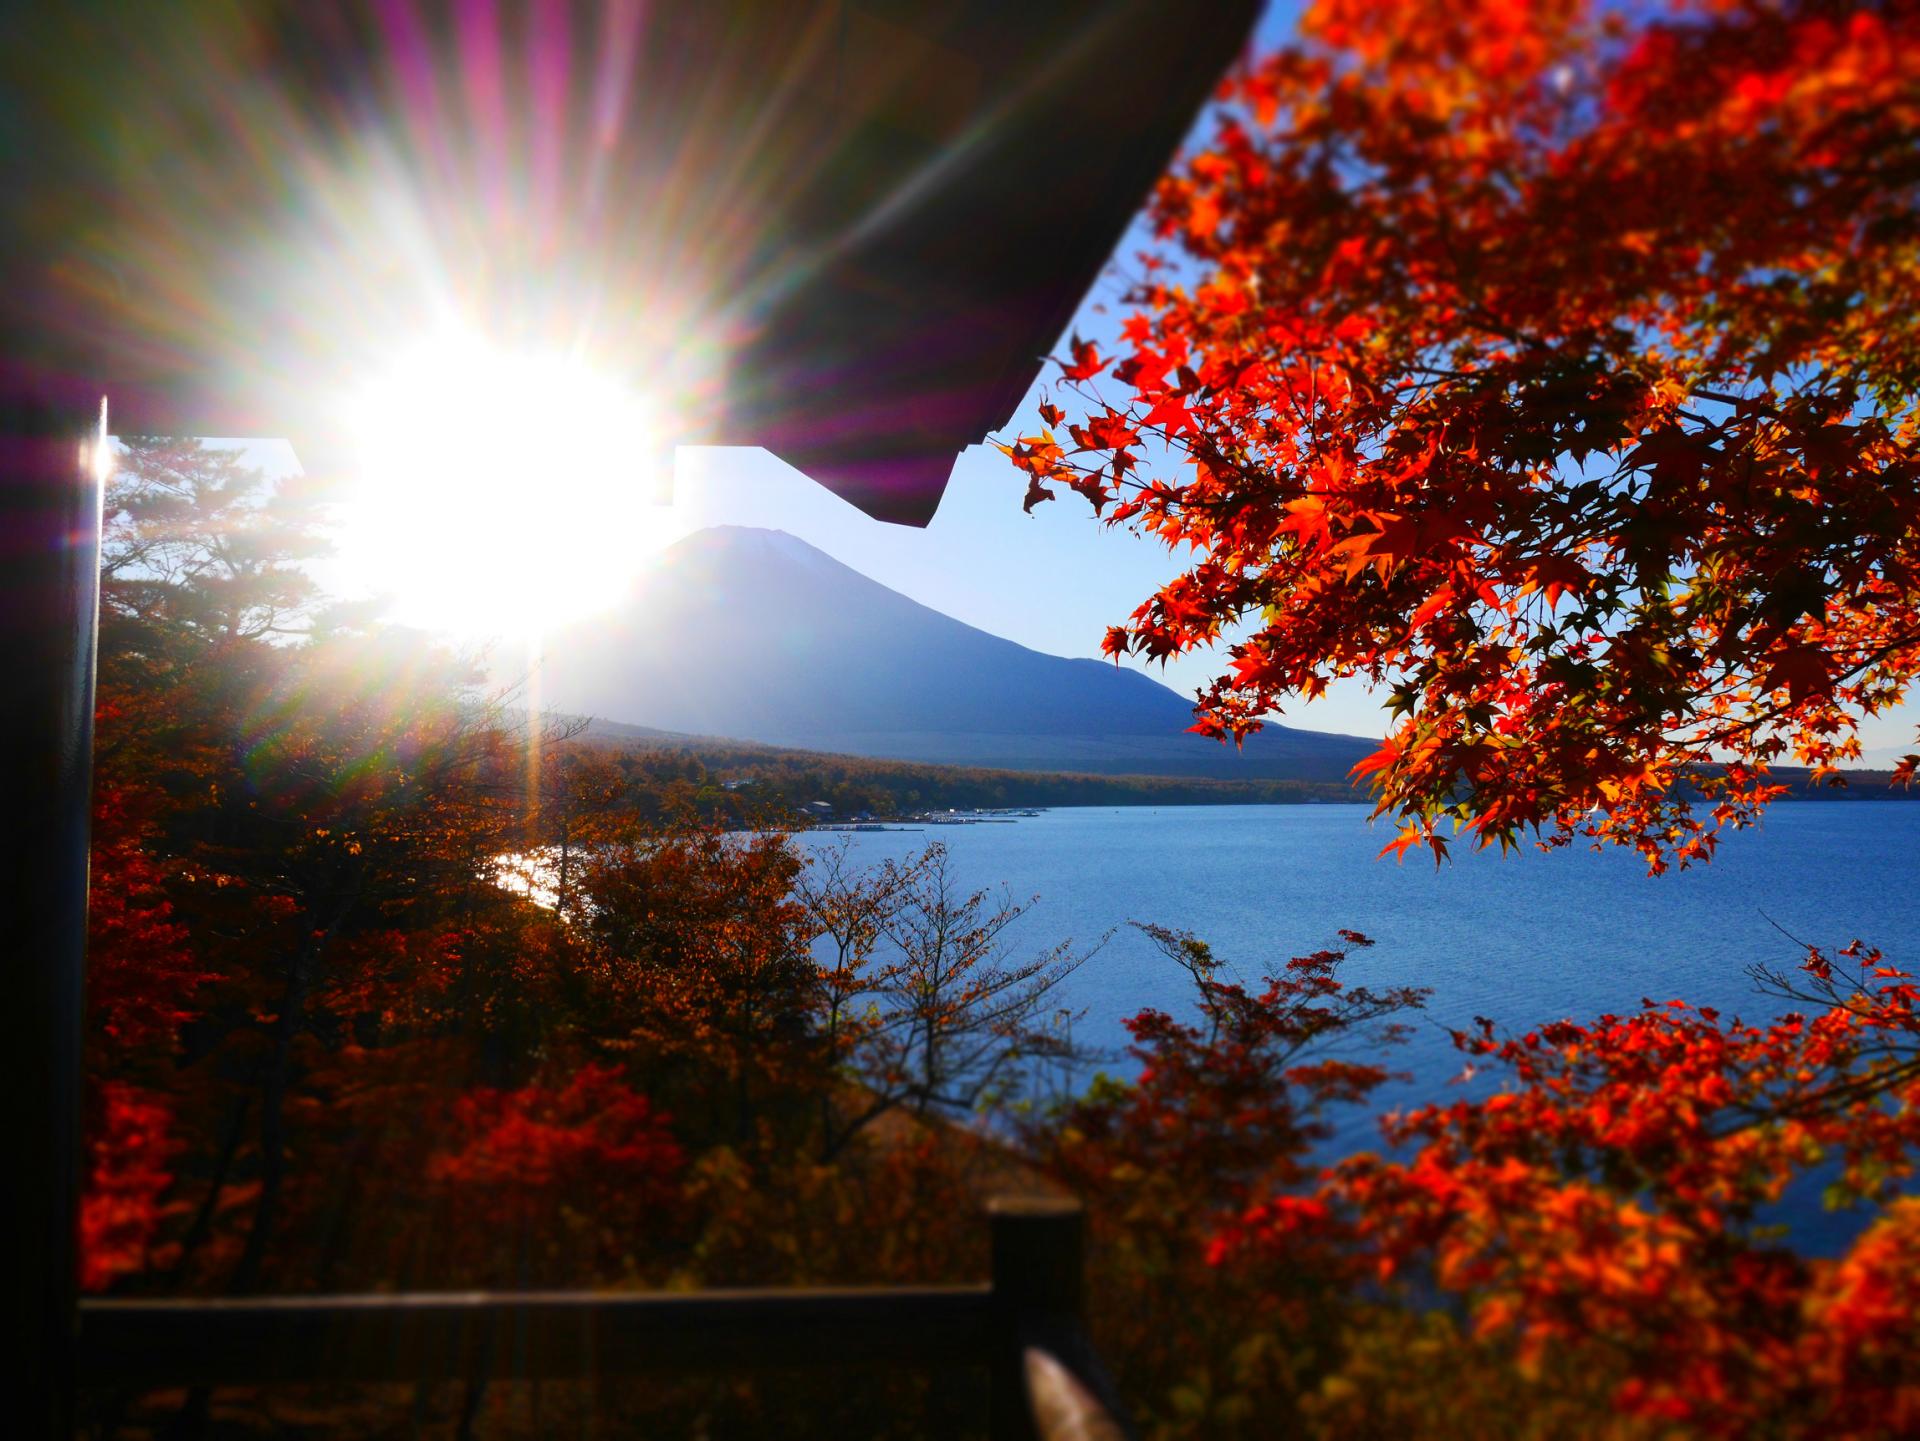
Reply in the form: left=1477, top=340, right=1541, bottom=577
left=1019, top=934, right=1919, bottom=1439
left=84, top=445, right=1920, bottom=1435
left=79, top=3, right=1920, bottom=1427
left=81, top=439, right=1094, bottom=1434
left=1009, top=0, right=1920, bottom=868
left=424, top=1066, right=685, bottom=1281
left=80, top=785, right=204, bottom=1289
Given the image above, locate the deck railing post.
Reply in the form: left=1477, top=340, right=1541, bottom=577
left=4, top=387, right=106, bottom=1440
left=987, top=1195, right=1084, bottom=1441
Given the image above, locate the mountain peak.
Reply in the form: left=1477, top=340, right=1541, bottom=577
left=663, top=524, right=861, bottom=580
left=677, top=523, right=810, bottom=549
left=540, top=528, right=1377, bottom=780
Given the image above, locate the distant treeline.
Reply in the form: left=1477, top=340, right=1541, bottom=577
left=1684, top=766, right=1918, bottom=804
left=575, top=724, right=1916, bottom=819
left=578, top=728, right=1362, bottom=816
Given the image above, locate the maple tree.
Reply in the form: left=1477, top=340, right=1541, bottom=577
left=1031, top=929, right=1426, bottom=1436
left=425, top=1064, right=686, bottom=1284
left=567, top=821, right=827, bottom=1150
left=80, top=781, right=209, bottom=1290
left=1010, top=930, right=1920, bottom=1439
left=1009, top=0, right=1920, bottom=868
left=1211, top=940, right=1920, bottom=1436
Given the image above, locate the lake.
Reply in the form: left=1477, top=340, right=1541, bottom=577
left=800, top=801, right=1920, bottom=1252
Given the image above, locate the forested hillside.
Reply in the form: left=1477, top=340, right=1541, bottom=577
left=580, top=722, right=1919, bottom=821
left=578, top=723, right=1362, bottom=813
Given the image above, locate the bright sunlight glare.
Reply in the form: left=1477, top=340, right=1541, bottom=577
left=333, top=331, right=672, bottom=640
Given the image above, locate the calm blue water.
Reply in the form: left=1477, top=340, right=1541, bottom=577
left=803, top=802, right=1920, bottom=1251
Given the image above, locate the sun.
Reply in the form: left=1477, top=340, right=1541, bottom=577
left=331, top=329, right=673, bottom=640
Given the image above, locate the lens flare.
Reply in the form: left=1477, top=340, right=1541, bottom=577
left=333, top=329, right=670, bottom=639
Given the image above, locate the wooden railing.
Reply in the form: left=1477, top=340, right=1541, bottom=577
left=77, top=1195, right=1131, bottom=1441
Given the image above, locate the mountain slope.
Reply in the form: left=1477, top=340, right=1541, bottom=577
left=533, top=527, right=1378, bottom=781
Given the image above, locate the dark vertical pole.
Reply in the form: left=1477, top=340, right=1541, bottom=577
left=987, top=1196, right=1084, bottom=1441
left=4, top=387, right=106, bottom=1438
